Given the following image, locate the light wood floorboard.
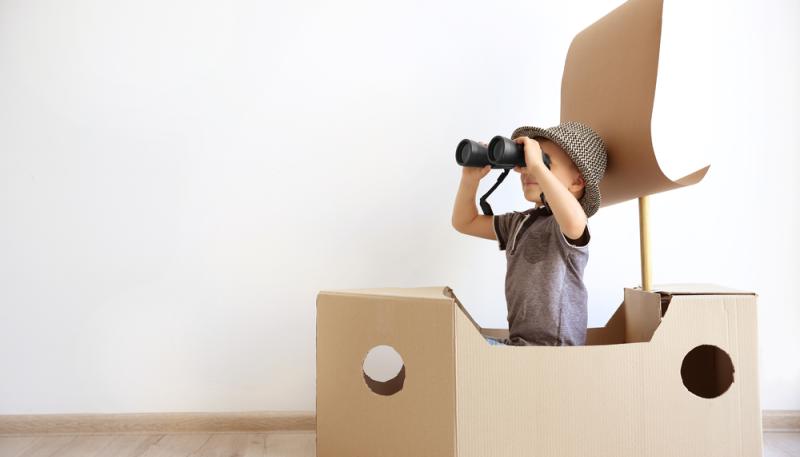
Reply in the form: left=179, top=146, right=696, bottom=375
left=765, top=432, right=800, bottom=457
left=0, top=432, right=796, bottom=456
left=0, top=432, right=316, bottom=457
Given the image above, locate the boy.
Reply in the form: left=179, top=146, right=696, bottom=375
left=451, top=121, right=608, bottom=346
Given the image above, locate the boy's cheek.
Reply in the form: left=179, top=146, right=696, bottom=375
left=522, top=187, right=542, bottom=201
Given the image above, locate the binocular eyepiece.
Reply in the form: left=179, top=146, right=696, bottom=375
left=456, top=135, right=551, bottom=169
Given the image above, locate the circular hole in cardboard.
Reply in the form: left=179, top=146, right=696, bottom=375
left=680, top=344, right=735, bottom=398
left=362, top=345, right=405, bottom=396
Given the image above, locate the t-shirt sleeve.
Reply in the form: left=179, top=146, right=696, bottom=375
left=493, top=212, right=516, bottom=251
left=556, top=220, right=591, bottom=250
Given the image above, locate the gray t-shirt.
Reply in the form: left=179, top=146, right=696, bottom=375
left=492, top=206, right=591, bottom=346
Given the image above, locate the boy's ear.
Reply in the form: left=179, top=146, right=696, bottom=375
left=572, top=173, right=586, bottom=189
left=570, top=173, right=587, bottom=199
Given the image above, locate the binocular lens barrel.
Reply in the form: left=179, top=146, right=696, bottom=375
left=488, top=136, right=525, bottom=167
left=456, top=139, right=490, bottom=167
left=456, top=135, right=550, bottom=169
left=455, top=139, right=472, bottom=166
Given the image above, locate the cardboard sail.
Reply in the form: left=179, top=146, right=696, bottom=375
left=561, top=0, right=710, bottom=207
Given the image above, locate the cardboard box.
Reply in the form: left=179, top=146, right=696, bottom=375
left=316, top=284, right=762, bottom=456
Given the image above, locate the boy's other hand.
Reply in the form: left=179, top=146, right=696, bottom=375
left=460, top=141, right=492, bottom=183
left=513, top=136, right=545, bottom=171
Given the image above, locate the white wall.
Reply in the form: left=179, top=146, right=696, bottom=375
left=0, top=0, right=797, bottom=414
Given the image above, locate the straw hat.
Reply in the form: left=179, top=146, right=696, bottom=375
left=511, top=121, right=608, bottom=218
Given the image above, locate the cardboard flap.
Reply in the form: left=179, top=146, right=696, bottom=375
left=319, top=285, right=452, bottom=301
left=316, top=290, right=457, bottom=456
left=623, top=288, right=663, bottom=343
left=561, top=0, right=710, bottom=207
left=646, top=283, right=755, bottom=295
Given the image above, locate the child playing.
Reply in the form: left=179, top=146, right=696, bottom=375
left=451, top=121, right=608, bottom=346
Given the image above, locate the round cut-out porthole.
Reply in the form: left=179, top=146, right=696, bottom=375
left=362, top=345, right=405, bottom=396
left=680, top=344, right=735, bottom=398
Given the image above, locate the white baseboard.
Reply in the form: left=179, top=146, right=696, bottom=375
left=0, top=410, right=796, bottom=435
left=763, top=410, right=800, bottom=432
left=0, top=411, right=315, bottom=435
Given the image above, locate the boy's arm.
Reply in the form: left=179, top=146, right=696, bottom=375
left=452, top=175, right=497, bottom=240
left=530, top=161, right=587, bottom=240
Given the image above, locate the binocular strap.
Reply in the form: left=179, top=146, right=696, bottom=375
left=479, top=169, right=510, bottom=216
left=540, top=192, right=552, bottom=213
left=478, top=168, right=553, bottom=216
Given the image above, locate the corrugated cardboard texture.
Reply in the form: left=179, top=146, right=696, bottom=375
left=316, top=290, right=456, bottom=457
left=455, top=288, right=762, bottom=457
left=649, top=283, right=756, bottom=295
left=317, top=286, right=762, bottom=456
left=560, top=0, right=710, bottom=207
left=323, top=286, right=455, bottom=301
left=624, top=287, right=663, bottom=343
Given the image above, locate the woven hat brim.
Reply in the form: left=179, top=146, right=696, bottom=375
left=511, top=126, right=602, bottom=218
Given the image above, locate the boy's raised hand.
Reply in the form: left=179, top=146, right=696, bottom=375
left=460, top=141, right=492, bottom=183
left=513, top=136, right=545, bottom=171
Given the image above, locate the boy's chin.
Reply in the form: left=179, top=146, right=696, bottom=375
left=523, top=190, right=541, bottom=203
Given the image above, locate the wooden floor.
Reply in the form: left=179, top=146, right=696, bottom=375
left=0, top=432, right=798, bottom=456
left=0, top=433, right=314, bottom=457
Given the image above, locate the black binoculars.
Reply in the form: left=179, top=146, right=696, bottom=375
left=455, top=136, right=551, bottom=170
left=455, top=135, right=554, bottom=216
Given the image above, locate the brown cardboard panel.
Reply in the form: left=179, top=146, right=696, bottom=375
left=316, top=291, right=456, bottom=457
left=560, top=0, right=710, bottom=207
left=623, top=287, right=663, bottom=343
left=320, top=285, right=453, bottom=301
left=454, top=288, right=762, bottom=456
left=585, top=299, right=626, bottom=345
left=316, top=286, right=762, bottom=455
left=648, top=283, right=756, bottom=295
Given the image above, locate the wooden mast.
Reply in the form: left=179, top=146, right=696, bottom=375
left=638, top=196, right=652, bottom=291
